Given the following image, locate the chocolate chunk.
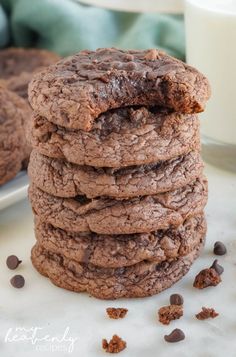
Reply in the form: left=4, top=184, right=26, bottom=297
left=6, top=255, right=22, bottom=270
left=195, top=307, right=219, bottom=320
left=106, top=308, right=128, bottom=319
left=10, top=275, right=25, bottom=288
left=102, top=335, right=126, bottom=353
left=170, top=293, right=184, bottom=306
left=210, top=259, right=224, bottom=275
left=193, top=268, right=221, bottom=289
left=158, top=305, right=183, bottom=325
left=213, top=241, right=227, bottom=256
left=164, top=329, right=185, bottom=343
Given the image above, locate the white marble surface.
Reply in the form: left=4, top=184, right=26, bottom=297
left=0, top=163, right=235, bottom=357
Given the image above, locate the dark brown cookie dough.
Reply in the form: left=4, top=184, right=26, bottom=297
left=31, top=237, right=204, bottom=299
left=29, top=150, right=203, bottom=199
left=0, top=48, right=60, bottom=98
left=29, top=177, right=208, bottom=234
left=35, top=214, right=206, bottom=268
left=0, top=87, right=31, bottom=185
left=27, top=108, right=200, bottom=168
left=28, top=48, right=210, bottom=131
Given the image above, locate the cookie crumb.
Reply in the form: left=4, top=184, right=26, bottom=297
left=102, top=335, right=126, bottom=353
left=193, top=268, right=221, bottom=289
left=196, top=307, right=219, bottom=320
left=106, top=308, right=128, bottom=319
left=145, top=49, right=160, bottom=61
left=158, top=305, right=183, bottom=325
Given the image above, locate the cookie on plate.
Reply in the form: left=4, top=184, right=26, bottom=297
left=0, top=87, right=31, bottom=186
left=0, top=48, right=60, bottom=98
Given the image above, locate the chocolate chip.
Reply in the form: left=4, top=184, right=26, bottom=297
left=10, top=275, right=25, bottom=288
left=210, top=259, right=224, bottom=275
left=6, top=255, right=22, bottom=270
left=164, top=328, right=185, bottom=343
left=213, top=241, right=227, bottom=256
left=170, top=293, right=184, bottom=305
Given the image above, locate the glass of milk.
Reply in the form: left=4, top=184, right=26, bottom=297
left=185, top=0, right=236, bottom=172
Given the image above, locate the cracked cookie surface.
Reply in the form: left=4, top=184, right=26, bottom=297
left=35, top=214, right=206, bottom=268
left=29, top=177, right=208, bottom=234
left=29, top=150, right=203, bottom=199
left=31, top=237, right=204, bottom=299
left=27, top=108, right=200, bottom=167
left=28, top=48, right=210, bottom=130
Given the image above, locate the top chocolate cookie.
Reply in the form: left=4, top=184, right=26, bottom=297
left=28, top=48, right=210, bottom=131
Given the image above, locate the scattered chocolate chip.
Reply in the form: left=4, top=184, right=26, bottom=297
left=106, top=307, right=128, bottom=319
left=195, top=307, right=219, bottom=320
left=10, top=275, right=25, bottom=288
left=213, top=241, right=227, bottom=256
left=158, top=305, right=183, bottom=325
left=210, top=259, right=224, bottom=275
left=193, top=268, right=221, bottom=289
left=170, top=293, right=184, bottom=306
left=164, top=328, right=185, bottom=343
left=102, top=335, right=126, bottom=353
left=6, top=255, right=22, bottom=270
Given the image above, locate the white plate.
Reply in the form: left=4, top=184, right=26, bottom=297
left=0, top=172, right=29, bottom=210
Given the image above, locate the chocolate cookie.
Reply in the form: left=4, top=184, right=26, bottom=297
left=0, top=87, right=31, bottom=185
left=29, top=150, right=203, bottom=199
left=0, top=48, right=60, bottom=98
left=35, top=214, right=206, bottom=268
left=27, top=108, right=200, bottom=167
left=29, top=177, right=208, bottom=234
left=28, top=48, right=210, bottom=130
left=31, top=237, right=204, bottom=299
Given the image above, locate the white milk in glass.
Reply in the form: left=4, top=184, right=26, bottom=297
left=185, top=0, right=236, bottom=171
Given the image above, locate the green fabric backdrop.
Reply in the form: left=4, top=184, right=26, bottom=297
left=0, top=0, right=185, bottom=59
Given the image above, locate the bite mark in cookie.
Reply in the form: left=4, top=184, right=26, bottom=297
left=28, top=48, right=210, bottom=130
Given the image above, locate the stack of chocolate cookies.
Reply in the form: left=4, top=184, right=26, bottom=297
left=27, top=48, right=210, bottom=299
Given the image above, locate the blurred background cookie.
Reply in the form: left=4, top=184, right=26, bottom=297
left=0, top=47, right=60, bottom=98
left=0, top=86, right=31, bottom=186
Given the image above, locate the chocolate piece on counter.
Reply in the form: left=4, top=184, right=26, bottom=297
left=195, top=307, right=219, bottom=320
left=193, top=268, right=221, bottom=289
left=6, top=255, right=22, bottom=270
left=106, top=308, right=128, bottom=319
left=102, top=335, right=126, bottom=353
left=164, top=329, right=185, bottom=343
left=213, top=241, right=227, bottom=256
left=10, top=275, right=25, bottom=288
left=158, top=305, right=183, bottom=325
left=210, top=259, right=224, bottom=275
left=170, top=293, right=184, bottom=306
